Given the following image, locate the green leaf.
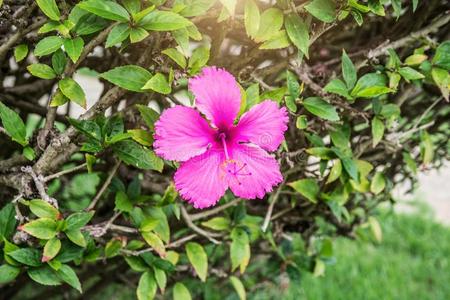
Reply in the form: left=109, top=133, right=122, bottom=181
left=370, top=172, right=386, bottom=195
left=284, top=13, right=309, bottom=58
left=305, top=0, right=336, bottom=23
left=59, top=78, right=86, bottom=108
left=36, top=0, right=61, bottom=21
left=23, top=146, right=36, bottom=161
left=136, top=105, right=159, bottom=131
left=27, top=63, right=57, bottom=79
left=404, top=54, right=427, bottom=66
left=432, top=41, right=450, bottom=70
left=130, top=27, right=149, bottom=43
left=28, top=266, right=61, bottom=286
left=162, top=48, right=187, bottom=69
left=288, top=178, right=320, bottom=203
left=371, top=117, right=385, bottom=147
left=0, top=203, right=16, bottom=239
left=431, top=67, right=449, bottom=101
left=0, top=101, right=28, bottom=146
left=137, top=271, right=157, bottom=300
left=29, top=199, right=60, bottom=220
left=52, top=49, right=67, bottom=75
left=259, top=30, right=290, bottom=50
left=112, top=140, right=163, bottom=171
left=326, top=159, right=342, bottom=184
left=219, top=0, right=237, bottom=15
left=64, top=37, right=84, bottom=63
left=342, top=50, right=357, bottom=89
left=0, top=264, right=21, bottom=284
left=106, top=23, right=131, bottom=48
left=296, top=115, right=308, bottom=129
left=230, top=276, right=246, bottom=300
left=153, top=267, right=167, bottom=294
left=14, top=44, right=29, bottom=62
left=78, top=0, right=130, bottom=22
left=66, top=211, right=94, bottom=230
left=42, top=238, right=62, bottom=262
left=244, top=0, right=260, bottom=39
left=380, top=104, right=401, bottom=119
left=22, top=218, right=57, bottom=240
left=105, top=239, right=122, bottom=258
left=65, top=229, right=86, bottom=247
left=122, top=0, right=141, bottom=15
left=230, top=228, right=250, bottom=273
left=186, top=242, right=208, bottom=281
left=128, top=129, right=153, bottom=146
left=188, top=46, right=210, bottom=73
left=34, top=36, right=63, bottom=57
left=398, top=67, right=425, bottom=81
left=138, top=10, right=191, bottom=31
left=351, top=73, right=391, bottom=98
left=57, top=264, right=82, bottom=293
left=9, top=248, right=42, bottom=267
left=142, top=73, right=171, bottom=94
left=368, top=216, right=382, bottom=243
left=100, top=65, right=152, bottom=92
left=142, top=232, right=166, bottom=257
left=403, top=152, right=417, bottom=175
left=303, top=97, right=339, bottom=121
left=254, top=8, right=283, bottom=43
left=201, top=217, right=230, bottom=231
left=324, top=79, right=352, bottom=100
left=68, top=118, right=102, bottom=140
left=115, top=190, right=133, bottom=213
left=173, top=282, right=192, bottom=300
left=332, top=147, right=359, bottom=181
left=420, top=130, right=434, bottom=165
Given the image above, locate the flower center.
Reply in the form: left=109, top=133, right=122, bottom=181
left=218, top=133, right=251, bottom=185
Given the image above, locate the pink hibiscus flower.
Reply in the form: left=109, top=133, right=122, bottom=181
left=154, top=67, right=289, bottom=209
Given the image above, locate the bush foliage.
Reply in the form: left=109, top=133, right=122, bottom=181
left=0, top=0, right=449, bottom=299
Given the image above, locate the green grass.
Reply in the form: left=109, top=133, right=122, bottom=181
left=297, top=211, right=450, bottom=300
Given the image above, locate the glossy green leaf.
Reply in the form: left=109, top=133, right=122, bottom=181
left=284, top=13, right=309, bottom=58
left=259, top=30, right=290, bottom=50
left=22, top=218, right=57, bottom=240
left=59, top=77, right=86, bottom=108
left=52, top=50, right=67, bottom=75
left=137, top=271, right=157, bottom=300
left=370, top=172, right=386, bottom=195
left=66, top=211, right=94, bottom=230
left=173, top=282, right=191, bottom=300
left=296, top=115, right=308, bottom=129
left=324, top=78, right=352, bottom=100
left=303, top=97, right=339, bottom=121
left=14, top=44, right=28, bottom=62
left=0, top=102, right=28, bottom=146
left=0, top=264, right=21, bottom=284
left=230, top=276, right=246, bottom=300
left=432, top=41, right=450, bottom=70
left=57, top=264, right=82, bottom=292
left=100, top=65, right=152, bottom=92
left=64, top=37, right=84, bottom=63
left=136, top=105, right=159, bottom=131
left=65, top=229, right=86, bottom=247
left=230, top=228, right=250, bottom=273
left=42, top=238, right=61, bottom=262
left=371, top=117, right=385, bottom=147
left=342, top=50, right=357, bottom=89
left=0, top=203, right=16, bottom=239
left=142, top=232, right=166, bottom=257
left=105, top=23, right=131, bottom=48
left=162, top=48, right=187, bottom=69
left=9, top=248, right=42, bottom=267
left=142, top=73, right=171, bottom=94
left=326, top=159, right=342, bottom=184
left=139, top=10, right=191, bottom=31
left=28, top=266, right=61, bottom=285
left=78, top=0, right=130, bottom=22
left=288, top=178, right=320, bottom=202
left=244, top=0, right=260, bottom=39
left=398, top=67, right=425, bottom=81
left=201, top=217, right=230, bottom=231
left=186, top=242, right=208, bottom=281
left=36, top=0, right=61, bottom=21
left=305, top=0, right=336, bottom=23
left=254, top=8, right=283, bottom=43
left=112, top=140, right=163, bottom=171
left=27, top=64, right=57, bottom=79
left=29, top=199, right=60, bottom=220
left=34, top=36, right=63, bottom=57
left=188, top=46, right=210, bottom=73
left=130, top=27, right=149, bottom=43
left=351, top=73, right=391, bottom=98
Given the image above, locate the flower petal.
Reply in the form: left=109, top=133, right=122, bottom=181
left=154, top=105, right=215, bottom=162
left=234, top=100, right=288, bottom=151
left=175, top=147, right=228, bottom=209
left=228, top=144, right=283, bottom=199
left=189, top=66, right=241, bottom=128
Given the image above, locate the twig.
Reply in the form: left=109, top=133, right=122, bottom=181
left=86, top=160, right=121, bottom=211
left=21, top=166, right=59, bottom=208
left=43, top=163, right=87, bottom=182
left=190, top=198, right=241, bottom=221
left=180, top=205, right=222, bottom=244
left=261, top=183, right=284, bottom=232
left=12, top=194, right=26, bottom=223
